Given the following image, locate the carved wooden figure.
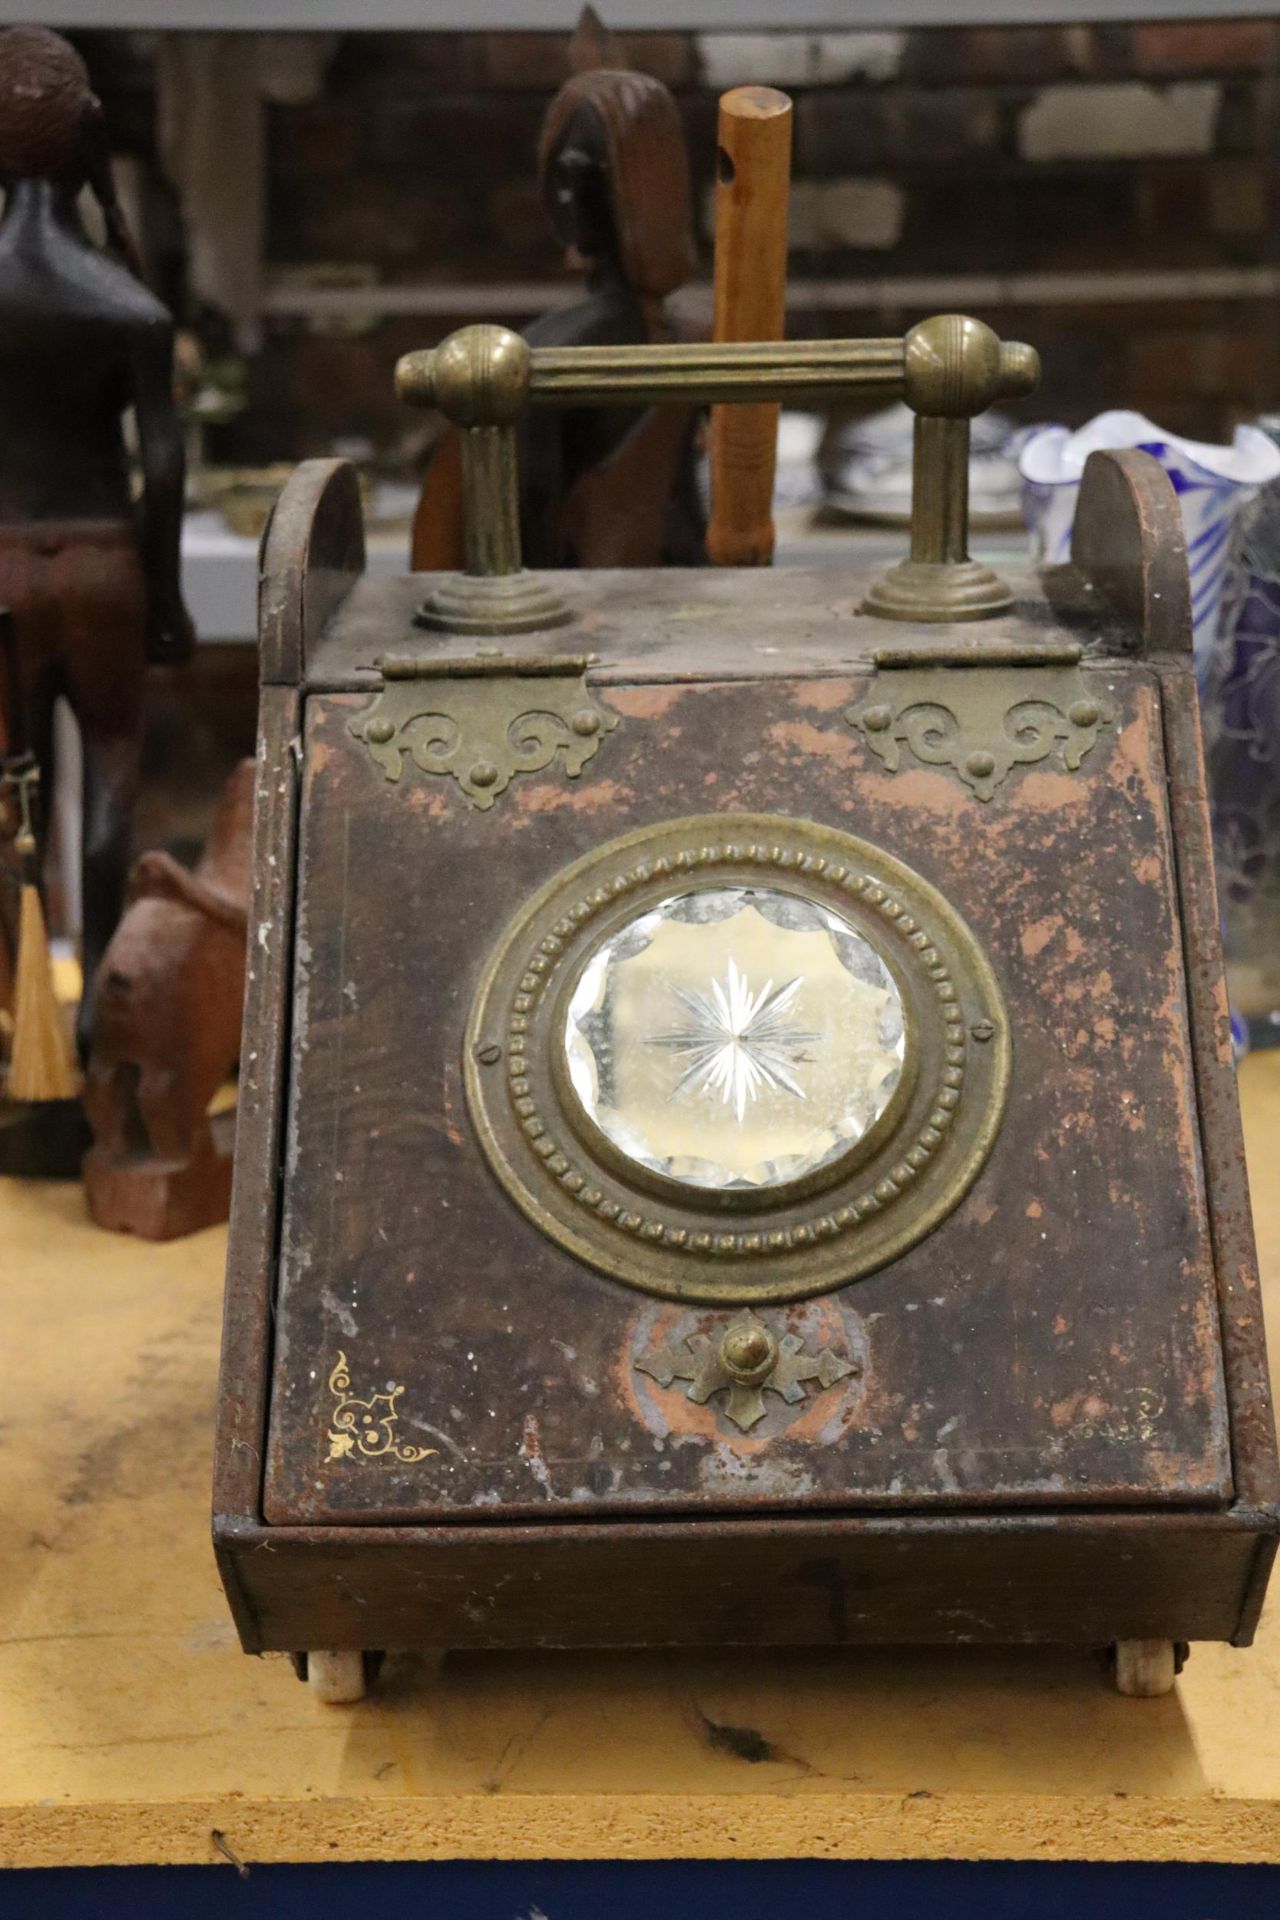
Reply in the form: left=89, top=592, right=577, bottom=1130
left=0, top=26, right=193, bottom=1058
left=83, top=757, right=252, bottom=1240
left=2, top=579, right=89, bottom=1178
left=413, top=32, right=702, bottom=571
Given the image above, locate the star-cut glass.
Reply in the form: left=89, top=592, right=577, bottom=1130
left=562, top=885, right=907, bottom=1191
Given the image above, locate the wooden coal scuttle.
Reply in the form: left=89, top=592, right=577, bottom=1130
left=214, top=316, right=1279, bottom=1703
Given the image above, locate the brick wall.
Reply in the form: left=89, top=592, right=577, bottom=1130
left=80, top=20, right=1280, bottom=462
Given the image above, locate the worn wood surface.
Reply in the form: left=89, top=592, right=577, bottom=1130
left=259, top=460, right=365, bottom=687
left=307, top=561, right=1114, bottom=693
left=262, top=664, right=1229, bottom=1529
left=326, top=454, right=1186, bottom=696
left=410, top=63, right=703, bottom=575
left=1071, top=448, right=1193, bottom=658
left=4, top=1055, right=1280, bottom=1869
left=0, top=27, right=193, bottom=1041
left=1159, top=659, right=1280, bottom=1520
left=229, top=1514, right=1270, bottom=1657
left=214, top=686, right=301, bottom=1546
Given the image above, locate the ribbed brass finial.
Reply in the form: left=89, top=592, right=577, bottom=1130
left=397, top=324, right=532, bottom=424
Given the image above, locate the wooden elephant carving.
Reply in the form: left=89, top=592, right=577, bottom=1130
left=83, top=757, right=253, bottom=1238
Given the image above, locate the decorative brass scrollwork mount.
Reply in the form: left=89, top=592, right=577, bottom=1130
left=635, top=1311, right=856, bottom=1433
left=350, top=651, right=616, bottom=811
left=847, top=649, right=1116, bottom=801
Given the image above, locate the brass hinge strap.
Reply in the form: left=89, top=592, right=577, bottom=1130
left=375, top=651, right=595, bottom=682
left=872, top=643, right=1083, bottom=669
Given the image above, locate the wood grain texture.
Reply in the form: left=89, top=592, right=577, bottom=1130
left=260, top=671, right=1231, bottom=1532
left=83, top=758, right=254, bottom=1241
left=708, top=86, right=793, bottom=568
left=2, top=1056, right=1280, bottom=1868
left=231, top=518, right=1271, bottom=1660
left=1159, top=659, right=1280, bottom=1517
left=258, top=459, right=365, bottom=687
left=306, top=560, right=1116, bottom=692
left=212, top=689, right=300, bottom=1544
left=1071, top=449, right=1193, bottom=658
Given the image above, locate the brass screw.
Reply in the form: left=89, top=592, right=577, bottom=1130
left=475, top=1042, right=502, bottom=1066
left=971, top=1018, right=995, bottom=1043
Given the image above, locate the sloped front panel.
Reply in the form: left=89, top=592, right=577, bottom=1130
left=263, top=666, right=1231, bottom=1524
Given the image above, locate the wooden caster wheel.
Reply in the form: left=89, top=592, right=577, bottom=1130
left=296, top=1650, right=376, bottom=1704
left=1112, top=1638, right=1178, bottom=1697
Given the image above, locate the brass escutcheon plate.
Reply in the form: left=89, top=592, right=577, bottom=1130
left=464, top=814, right=1010, bottom=1305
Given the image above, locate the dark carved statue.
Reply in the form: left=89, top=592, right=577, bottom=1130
left=413, top=36, right=703, bottom=571
left=523, top=64, right=704, bottom=567
left=0, top=26, right=193, bottom=1050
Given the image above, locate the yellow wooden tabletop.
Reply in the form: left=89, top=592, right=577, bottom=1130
left=4, top=1054, right=1280, bottom=1871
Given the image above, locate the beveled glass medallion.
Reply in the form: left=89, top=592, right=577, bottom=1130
left=563, top=886, right=906, bottom=1192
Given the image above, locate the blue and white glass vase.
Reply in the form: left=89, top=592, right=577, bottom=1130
left=1205, top=419, right=1280, bottom=1030
left=1018, top=411, right=1280, bottom=684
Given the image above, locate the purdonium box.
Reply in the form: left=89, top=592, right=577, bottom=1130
left=215, top=319, right=1278, bottom=1701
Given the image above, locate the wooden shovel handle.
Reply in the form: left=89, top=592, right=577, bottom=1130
left=708, top=86, right=793, bottom=567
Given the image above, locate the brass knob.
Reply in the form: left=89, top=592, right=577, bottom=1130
left=720, top=1319, right=778, bottom=1386
left=397, top=324, right=532, bottom=427
left=902, top=314, right=1040, bottom=420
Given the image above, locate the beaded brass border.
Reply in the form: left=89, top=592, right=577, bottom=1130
left=465, top=814, right=1010, bottom=1305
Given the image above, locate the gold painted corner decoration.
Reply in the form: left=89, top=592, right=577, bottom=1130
left=326, top=1351, right=437, bottom=1463
left=636, top=1311, right=856, bottom=1433
left=847, top=656, right=1114, bottom=802
left=351, top=651, right=617, bottom=810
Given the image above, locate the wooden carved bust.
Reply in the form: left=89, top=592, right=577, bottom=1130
left=412, top=57, right=704, bottom=572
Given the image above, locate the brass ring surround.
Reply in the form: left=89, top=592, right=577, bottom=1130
left=464, top=814, right=1010, bottom=1305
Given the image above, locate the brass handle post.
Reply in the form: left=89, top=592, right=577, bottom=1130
left=407, top=327, right=570, bottom=634
left=397, top=314, right=1040, bottom=628
left=864, top=314, right=1038, bottom=620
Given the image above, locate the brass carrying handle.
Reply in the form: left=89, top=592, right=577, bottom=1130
left=397, top=323, right=1036, bottom=414
left=396, top=315, right=1040, bottom=629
